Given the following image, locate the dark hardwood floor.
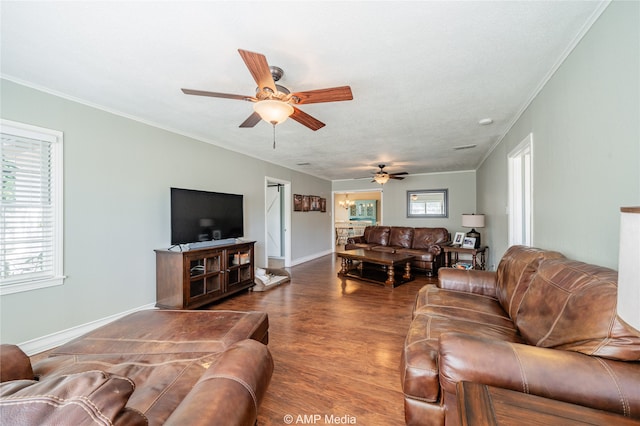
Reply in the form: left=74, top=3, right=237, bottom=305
left=213, top=253, right=436, bottom=426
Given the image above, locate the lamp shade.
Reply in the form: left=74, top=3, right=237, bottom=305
left=617, top=207, right=640, bottom=331
left=253, top=99, right=294, bottom=124
left=374, top=174, right=390, bottom=185
left=462, top=214, right=485, bottom=228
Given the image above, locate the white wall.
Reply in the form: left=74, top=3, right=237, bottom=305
left=477, top=0, right=640, bottom=270
left=0, top=79, right=332, bottom=345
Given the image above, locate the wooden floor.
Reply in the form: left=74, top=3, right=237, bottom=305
left=213, top=253, right=436, bottom=426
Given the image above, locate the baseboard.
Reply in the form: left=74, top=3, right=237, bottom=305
left=19, top=303, right=157, bottom=356
left=291, top=249, right=333, bottom=267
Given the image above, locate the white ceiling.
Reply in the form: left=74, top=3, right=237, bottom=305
left=1, top=1, right=607, bottom=181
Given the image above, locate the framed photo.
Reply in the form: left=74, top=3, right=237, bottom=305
left=320, top=198, right=326, bottom=212
left=453, top=232, right=465, bottom=246
left=302, top=195, right=310, bottom=212
left=310, top=196, right=321, bottom=211
left=293, top=194, right=303, bottom=211
left=462, top=237, right=476, bottom=249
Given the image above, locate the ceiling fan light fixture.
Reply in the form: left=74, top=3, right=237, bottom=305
left=374, top=174, right=390, bottom=185
left=253, top=99, right=294, bottom=125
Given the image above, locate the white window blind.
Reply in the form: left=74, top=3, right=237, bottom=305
left=1, top=119, right=64, bottom=295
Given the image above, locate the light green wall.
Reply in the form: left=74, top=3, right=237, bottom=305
left=477, top=0, right=640, bottom=269
left=0, top=79, right=332, bottom=344
left=3, top=1, right=637, bottom=346
left=332, top=171, right=476, bottom=234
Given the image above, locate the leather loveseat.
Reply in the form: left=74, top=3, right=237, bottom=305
left=345, top=226, right=450, bottom=276
left=401, top=245, right=640, bottom=426
left=0, top=309, right=273, bottom=425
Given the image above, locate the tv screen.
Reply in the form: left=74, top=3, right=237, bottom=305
left=170, top=188, right=244, bottom=245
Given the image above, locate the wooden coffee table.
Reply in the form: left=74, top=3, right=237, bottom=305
left=457, top=381, right=640, bottom=425
left=336, top=249, right=414, bottom=288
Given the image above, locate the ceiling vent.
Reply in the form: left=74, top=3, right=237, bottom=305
left=453, top=144, right=477, bottom=151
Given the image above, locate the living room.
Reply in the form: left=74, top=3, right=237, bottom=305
left=1, top=0, right=639, bottom=424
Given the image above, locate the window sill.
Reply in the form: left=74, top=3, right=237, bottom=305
left=0, top=276, right=66, bottom=296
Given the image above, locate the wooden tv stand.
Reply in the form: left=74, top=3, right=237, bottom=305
left=155, top=241, right=255, bottom=309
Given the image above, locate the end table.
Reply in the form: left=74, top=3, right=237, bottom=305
left=443, top=245, right=488, bottom=270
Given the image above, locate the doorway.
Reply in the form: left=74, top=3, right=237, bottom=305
left=332, top=189, right=383, bottom=251
left=508, top=133, right=533, bottom=246
left=265, top=177, right=291, bottom=268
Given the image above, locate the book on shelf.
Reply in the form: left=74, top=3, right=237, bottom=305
left=454, top=262, right=473, bottom=270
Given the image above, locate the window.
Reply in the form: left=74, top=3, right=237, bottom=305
left=1, top=119, right=64, bottom=295
left=407, top=189, right=448, bottom=218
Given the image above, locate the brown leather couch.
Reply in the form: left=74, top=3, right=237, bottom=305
left=0, top=309, right=273, bottom=425
left=401, top=245, right=640, bottom=426
left=345, top=226, right=450, bottom=276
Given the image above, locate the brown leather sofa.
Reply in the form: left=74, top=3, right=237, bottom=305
left=345, top=226, right=450, bottom=276
left=401, top=245, right=640, bottom=426
left=0, top=309, right=273, bottom=425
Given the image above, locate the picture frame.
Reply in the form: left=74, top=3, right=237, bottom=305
left=462, top=237, right=476, bottom=249
left=310, top=196, right=321, bottom=211
left=294, top=194, right=326, bottom=213
left=453, top=232, right=465, bottom=246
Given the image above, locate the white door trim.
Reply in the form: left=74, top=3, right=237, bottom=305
left=508, top=133, right=533, bottom=246
left=265, top=177, right=292, bottom=267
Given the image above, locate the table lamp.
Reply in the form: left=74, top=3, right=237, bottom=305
left=462, top=214, right=485, bottom=248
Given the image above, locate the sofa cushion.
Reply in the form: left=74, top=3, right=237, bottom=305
left=388, top=227, right=414, bottom=248
left=370, top=245, right=396, bottom=253
left=403, top=286, right=524, bottom=404
left=365, top=226, right=390, bottom=245
left=402, top=311, right=524, bottom=403
left=344, top=242, right=378, bottom=251
left=0, top=370, right=146, bottom=425
left=396, top=248, right=435, bottom=262
left=495, top=245, right=564, bottom=320
left=515, top=259, right=640, bottom=361
left=413, top=285, right=515, bottom=330
left=411, top=227, right=449, bottom=249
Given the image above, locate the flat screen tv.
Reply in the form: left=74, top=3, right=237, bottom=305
left=170, top=188, right=244, bottom=245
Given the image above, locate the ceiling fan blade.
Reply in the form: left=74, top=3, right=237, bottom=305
left=292, top=86, right=353, bottom=104
left=181, top=88, right=255, bottom=101
left=239, top=112, right=262, bottom=128
left=390, top=172, right=409, bottom=176
left=290, top=107, right=325, bottom=131
left=389, top=175, right=405, bottom=180
left=238, top=49, right=276, bottom=93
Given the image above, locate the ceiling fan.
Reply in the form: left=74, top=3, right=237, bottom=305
left=372, top=164, right=408, bottom=185
left=181, top=49, right=353, bottom=132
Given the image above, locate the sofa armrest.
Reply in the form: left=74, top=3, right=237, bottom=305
left=438, top=268, right=497, bottom=297
left=164, top=339, right=274, bottom=426
left=438, top=333, right=640, bottom=417
left=427, top=241, right=451, bottom=256
left=0, top=344, right=34, bottom=382
left=346, top=236, right=365, bottom=244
